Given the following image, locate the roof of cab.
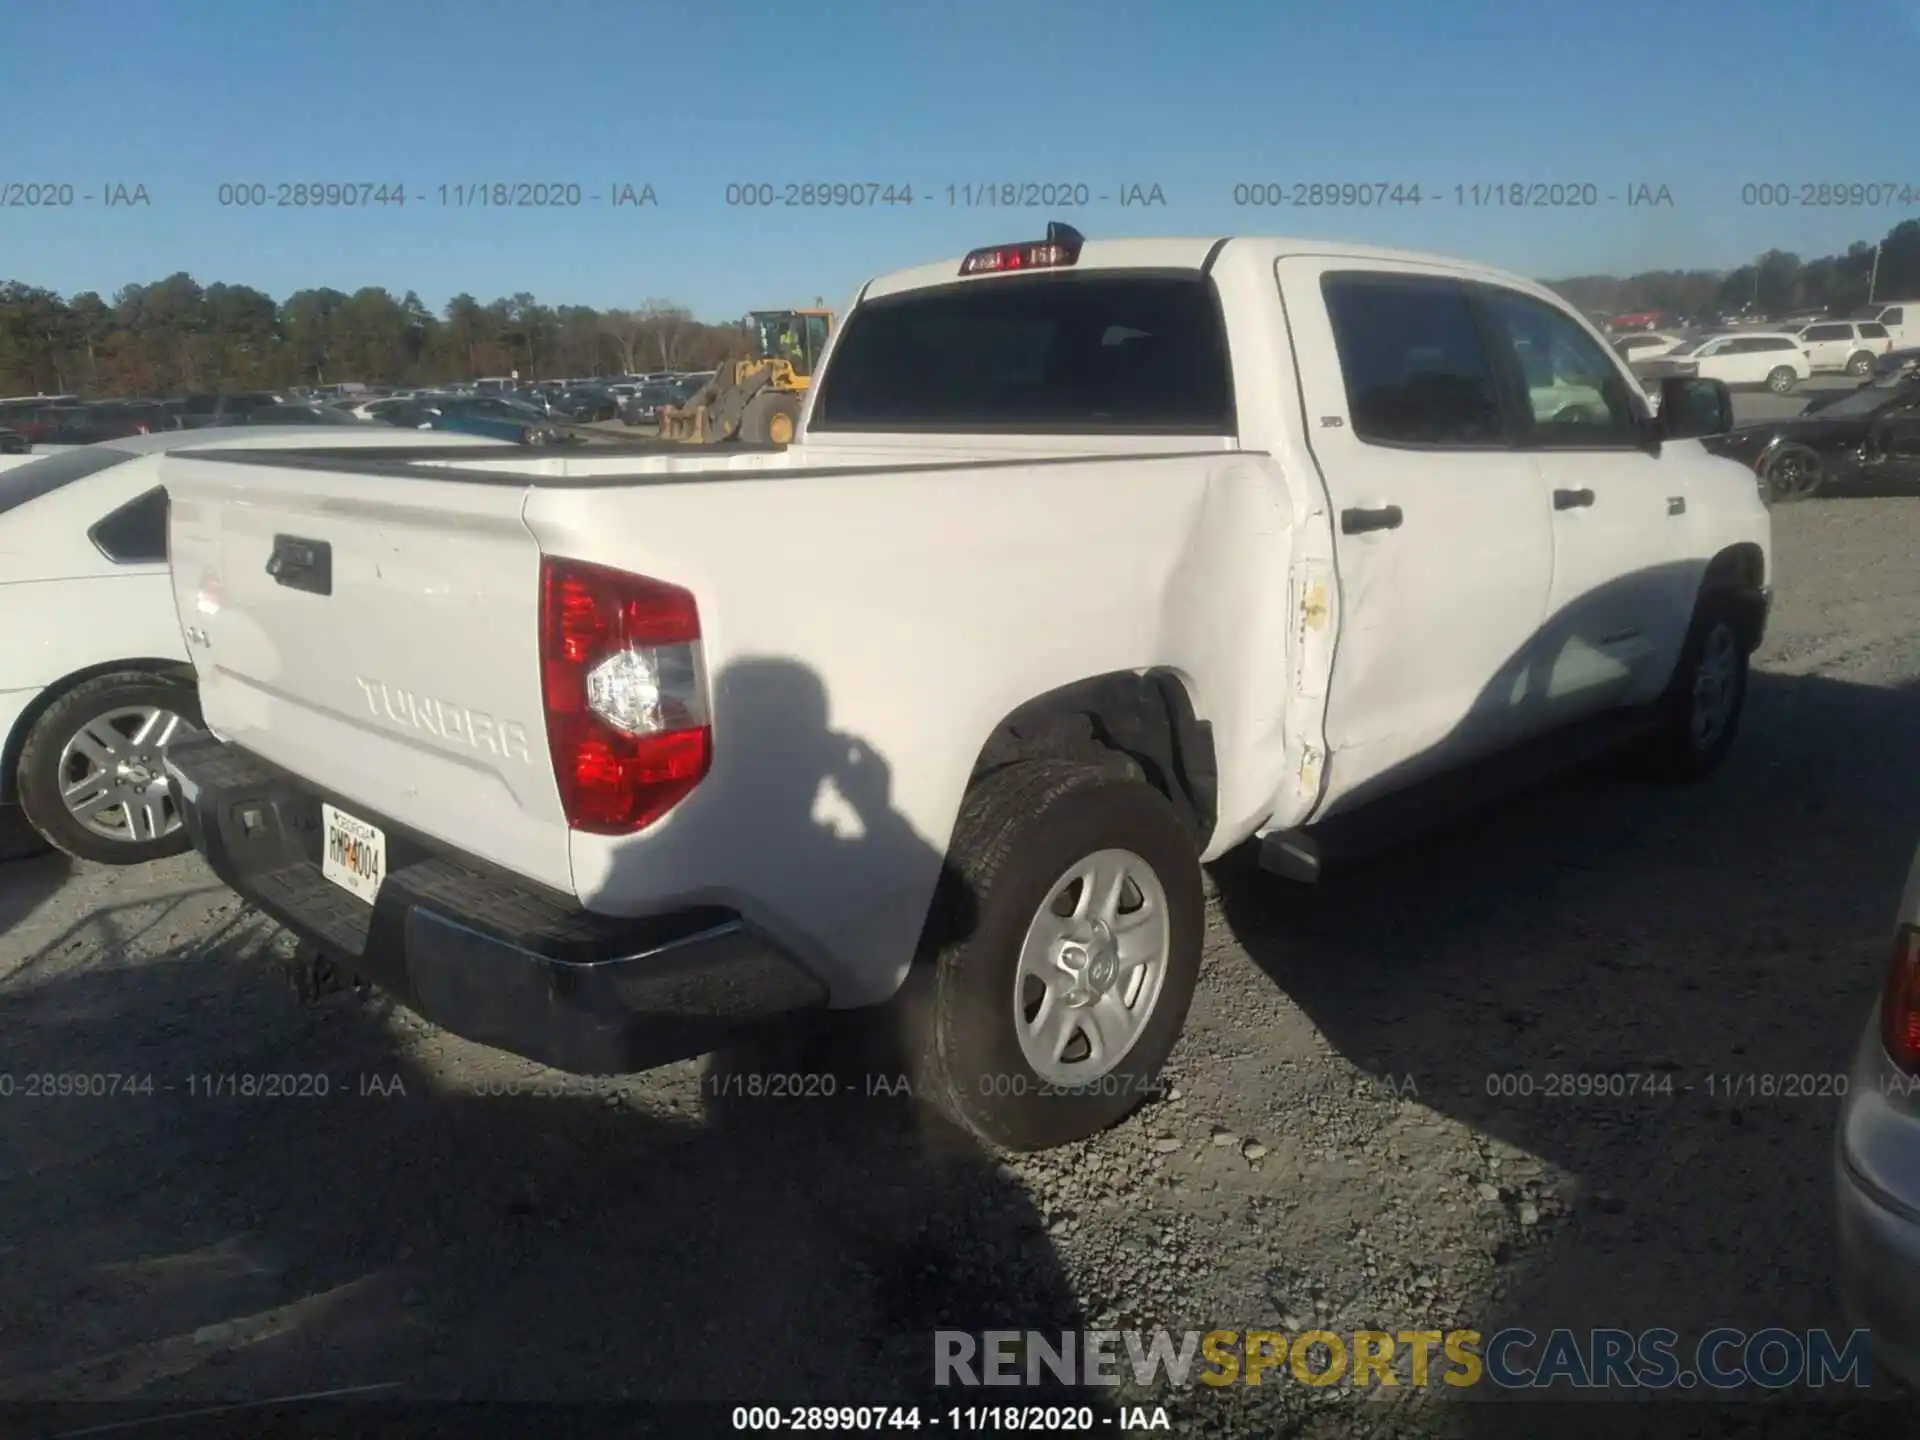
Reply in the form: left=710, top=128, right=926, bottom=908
left=857, top=234, right=1557, bottom=303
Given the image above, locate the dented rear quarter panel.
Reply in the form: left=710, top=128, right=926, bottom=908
left=523, top=445, right=1321, bottom=1006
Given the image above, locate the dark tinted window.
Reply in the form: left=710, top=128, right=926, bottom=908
left=1802, top=324, right=1851, bottom=341
left=1883, top=308, right=1905, bottom=325
left=1321, top=273, right=1505, bottom=447
left=1860, top=323, right=1889, bottom=339
left=88, top=484, right=169, bottom=563
left=0, top=445, right=140, bottom=519
left=811, top=272, right=1233, bottom=432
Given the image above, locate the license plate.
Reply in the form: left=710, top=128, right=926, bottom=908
left=321, top=803, right=386, bottom=906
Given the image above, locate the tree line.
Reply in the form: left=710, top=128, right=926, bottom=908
left=1545, top=218, right=1919, bottom=322
left=0, top=283, right=751, bottom=398
left=1, top=217, right=1915, bottom=398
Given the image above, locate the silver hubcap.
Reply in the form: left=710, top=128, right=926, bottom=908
left=1689, top=625, right=1739, bottom=749
left=57, top=705, right=198, bottom=842
left=1014, top=848, right=1171, bottom=1085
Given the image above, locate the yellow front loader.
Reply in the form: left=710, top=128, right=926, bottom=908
left=657, top=308, right=833, bottom=445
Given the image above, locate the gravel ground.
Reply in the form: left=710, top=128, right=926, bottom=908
left=2, top=493, right=1918, bottom=1438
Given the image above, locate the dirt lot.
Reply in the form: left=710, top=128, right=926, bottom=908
left=2, top=492, right=1919, bottom=1438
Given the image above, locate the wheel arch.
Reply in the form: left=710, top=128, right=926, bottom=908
left=0, top=658, right=196, bottom=804
left=964, top=668, right=1217, bottom=853
left=1698, top=543, right=1768, bottom=653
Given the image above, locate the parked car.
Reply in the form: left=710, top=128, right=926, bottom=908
left=1797, top=348, right=1920, bottom=415
left=1704, top=366, right=1920, bottom=501
left=174, top=392, right=286, bottom=429
left=155, top=227, right=1769, bottom=1152
left=1636, top=332, right=1811, bottom=394
left=0, top=429, right=31, bottom=454
left=1860, top=301, right=1920, bottom=349
left=1835, top=836, right=1920, bottom=1388
left=382, top=394, right=565, bottom=445
left=0, top=428, right=514, bottom=864
left=1795, top=320, right=1894, bottom=376
left=619, top=380, right=680, bottom=426
left=239, top=402, right=368, bottom=425
left=1612, top=331, right=1687, bottom=366
left=551, top=387, right=622, bottom=424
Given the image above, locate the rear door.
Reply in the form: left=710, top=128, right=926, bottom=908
left=161, top=451, right=572, bottom=893
left=1276, top=260, right=1553, bottom=811
left=1800, top=323, right=1853, bottom=372
left=1472, top=283, right=1693, bottom=714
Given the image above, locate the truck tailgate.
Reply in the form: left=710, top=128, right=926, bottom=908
left=162, top=454, right=573, bottom=896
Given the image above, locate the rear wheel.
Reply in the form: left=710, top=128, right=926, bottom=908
left=1845, top=351, right=1874, bottom=377
left=1766, top=366, right=1798, bottom=394
left=901, top=760, right=1203, bottom=1151
left=16, top=672, right=204, bottom=865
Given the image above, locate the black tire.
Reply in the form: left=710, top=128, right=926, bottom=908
left=737, top=390, right=802, bottom=445
left=1765, top=366, right=1798, bottom=395
left=16, top=672, right=203, bottom=865
left=1639, top=595, right=1750, bottom=783
left=1760, top=443, right=1823, bottom=503
left=900, top=760, right=1204, bottom=1151
left=1845, top=351, right=1873, bottom=377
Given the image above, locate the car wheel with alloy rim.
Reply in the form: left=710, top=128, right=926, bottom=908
left=15, top=672, right=203, bottom=864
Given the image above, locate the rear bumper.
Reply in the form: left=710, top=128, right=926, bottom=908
left=164, top=735, right=827, bottom=1074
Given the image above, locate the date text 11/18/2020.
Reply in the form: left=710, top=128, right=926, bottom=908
left=1231, top=182, right=1676, bottom=208
left=699, top=1070, right=1168, bottom=1101
left=721, top=183, right=1167, bottom=208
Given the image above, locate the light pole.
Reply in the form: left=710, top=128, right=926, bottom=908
left=1868, top=243, right=1882, bottom=305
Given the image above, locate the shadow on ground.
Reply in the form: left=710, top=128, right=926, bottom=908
left=0, top=849, right=70, bottom=942
left=1213, top=671, right=1920, bottom=1436
left=0, top=659, right=1113, bottom=1434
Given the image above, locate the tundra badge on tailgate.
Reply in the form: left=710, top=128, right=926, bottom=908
left=354, top=678, right=535, bottom=763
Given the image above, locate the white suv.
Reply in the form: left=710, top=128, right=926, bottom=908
left=0, top=427, right=510, bottom=864
left=1637, top=332, right=1811, bottom=394
left=1795, top=320, right=1893, bottom=376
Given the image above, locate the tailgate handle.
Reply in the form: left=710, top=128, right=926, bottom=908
left=266, top=534, right=332, bottom=596
left=1553, top=488, right=1595, bottom=510
left=1340, top=505, right=1403, bottom=534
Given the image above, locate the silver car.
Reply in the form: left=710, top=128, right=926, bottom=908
left=1836, top=838, right=1920, bottom=1385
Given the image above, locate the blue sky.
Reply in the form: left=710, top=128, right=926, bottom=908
left=2, top=0, right=1915, bottom=321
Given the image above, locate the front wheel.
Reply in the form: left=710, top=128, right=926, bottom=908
left=1766, top=366, right=1798, bottom=394
left=902, top=760, right=1203, bottom=1151
left=1639, top=598, right=1750, bottom=782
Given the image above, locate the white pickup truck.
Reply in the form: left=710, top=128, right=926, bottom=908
left=158, top=226, right=1771, bottom=1151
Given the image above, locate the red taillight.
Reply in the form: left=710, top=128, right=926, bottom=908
left=1880, top=925, right=1920, bottom=1073
left=538, top=556, right=711, bottom=834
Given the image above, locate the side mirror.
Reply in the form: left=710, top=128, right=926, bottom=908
left=1655, top=377, right=1733, bottom=440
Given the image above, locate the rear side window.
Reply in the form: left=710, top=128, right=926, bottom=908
left=0, top=445, right=140, bottom=519
left=1763, top=338, right=1799, bottom=351
left=88, top=485, right=169, bottom=563
left=1321, top=273, right=1505, bottom=447
left=1802, top=324, right=1851, bottom=341
left=810, top=272, right=1233, bottom=432
left=1861, top=323, right=1889, bottom=339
